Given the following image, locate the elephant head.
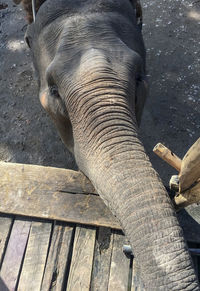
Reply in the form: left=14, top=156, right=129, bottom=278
left=16, top=0, right=199, bottom=289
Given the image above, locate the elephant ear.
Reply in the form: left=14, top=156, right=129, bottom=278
left=129, top=0, right=143, bottom=29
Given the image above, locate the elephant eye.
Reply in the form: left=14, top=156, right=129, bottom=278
left=25, top=36, right=31, bottom=48
left=49, top=85, right=60, bottom=98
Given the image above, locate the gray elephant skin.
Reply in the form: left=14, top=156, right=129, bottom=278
left=20, top=0, right=199, bottom=290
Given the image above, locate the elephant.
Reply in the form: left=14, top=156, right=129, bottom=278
left=14, top=0, right=200, bottom=289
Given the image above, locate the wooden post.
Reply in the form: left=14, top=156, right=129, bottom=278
left=179, top=138, right=200, bottom=192
left=153, top=143, right=182, bottom=171
left=153, top=140, right=200, bottom=210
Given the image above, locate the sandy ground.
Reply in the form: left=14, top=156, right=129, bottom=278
left=0, top=0, right=200, bottom=240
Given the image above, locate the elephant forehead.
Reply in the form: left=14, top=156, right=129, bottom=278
left=34, top=0, right=136, bottom=30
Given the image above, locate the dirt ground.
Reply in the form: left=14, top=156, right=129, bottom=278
left=0, top=1, right=200, bottom=239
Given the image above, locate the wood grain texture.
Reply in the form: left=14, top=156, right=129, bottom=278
left=0, top=161, right=96, bottom=195
left=108, top=231, right=130, bottom=291
left=0, top=162, right=121, bottom=229
left=41, top=222, right=74, bottom=291
left=90, top=227, right=114, bottom=291
left=153, top=143, right=181, bottom=172
left=0, top=219, right=31, bottom=291
left=17, top=221, right=52, bottom=290
left=179, top=138, right=200, bottom=192
left=131, top=260, right=145, bottom=291
left=67, top=226, right=96, bottom=291
left=91, top=227, right=113, bottom=291
left=0, top=216, right=13, bottom=266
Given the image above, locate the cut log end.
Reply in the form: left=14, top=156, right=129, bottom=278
left=153, top=143, right=182, bottom=172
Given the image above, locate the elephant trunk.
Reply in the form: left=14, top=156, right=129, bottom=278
left=59, top=52, right=199, bottom=289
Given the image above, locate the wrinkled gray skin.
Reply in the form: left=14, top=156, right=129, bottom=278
left=25, top=0, right=199, bottom=289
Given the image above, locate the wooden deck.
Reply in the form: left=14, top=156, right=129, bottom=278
left=0, top=162, right=200, bottom=290
left=0, top=214, right=144, bottom=291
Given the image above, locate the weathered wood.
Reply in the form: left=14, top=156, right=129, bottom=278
left=0, top=162, right=121, bottom=229
left=131, top=260, right=145, bottom=291
left=169, top=175, right=179, bottom=192
left=108, top=231, right=130, bottom=291
left=0, top=219, right=31, bottom=291
left=153, top=143, right=182, bottom=171
left=17, top=221, right=52, bottom=290
left=0, top=161, right=96, bottom=195
left=169, top=175, right=200, bottom=210
left=67, top=226, right=96, bottom=291
left=179, top=138, right=200, bottom=192
left=41, top=222, right=74, bottom=291
left=0, top=216, right=13, bottom=267
left=174, top=181, right=200, bottom=210
left=90, top=227, right=114, bottom=291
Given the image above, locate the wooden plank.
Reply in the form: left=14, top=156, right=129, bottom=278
left=17, top=221, right=52, bottom=290
left=131, top=259, right=145, bottom=291
left=90, top=227, right=114, bottom=291
left=67, top=226, right=96, bottom=291
left=179, top=138, right=200, bottom=192
left=0, top=162, right=96, bottom=195
left=153, top=143, right=181, bottom=171
left=0, top=163, right=120, bottom=229
left=0, top=219, right=31, bottom=291
left=108, top=231, right=130, bottom=291
left=41, top=222, right=74, bottom=291
left=0, top=215, right=13, bottom=266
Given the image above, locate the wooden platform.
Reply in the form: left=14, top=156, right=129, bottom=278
left=0, top=214, right=144, bottom=291
left=0, top=162, right=200, bottom=290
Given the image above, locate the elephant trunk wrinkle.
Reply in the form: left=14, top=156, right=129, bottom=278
left=73, top=134, right=199, bottom=289
left=57, top=61, right=199, bottom=290
left=90, top=163, right=198, bottom=290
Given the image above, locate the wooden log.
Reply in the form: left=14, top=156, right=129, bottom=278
left=66, top=226, right=96, bottom=290
left=169, top=175, right=200, bottom=210
left=108, top=231, right=130, bottom=291
left=153, top=143, right=182, bottom=171
left=0, top=162, right=120, bottom=229
left=17, top=221, right=52, bottom=290
left=0, top=219, right=31, bottom=291
left=179, top=138, right=200, bottom=192
left=41, top=222, right=74, bottom=291
left=90, top=227, right=114, bottom=290
left=174, top=181, right=200, bottom=210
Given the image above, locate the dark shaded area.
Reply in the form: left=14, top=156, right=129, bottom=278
left=0, top=3, right=8, bottom=10
left=178, top=205, right=200, bottom=243
left=0, top=278, right=9, bottom=291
